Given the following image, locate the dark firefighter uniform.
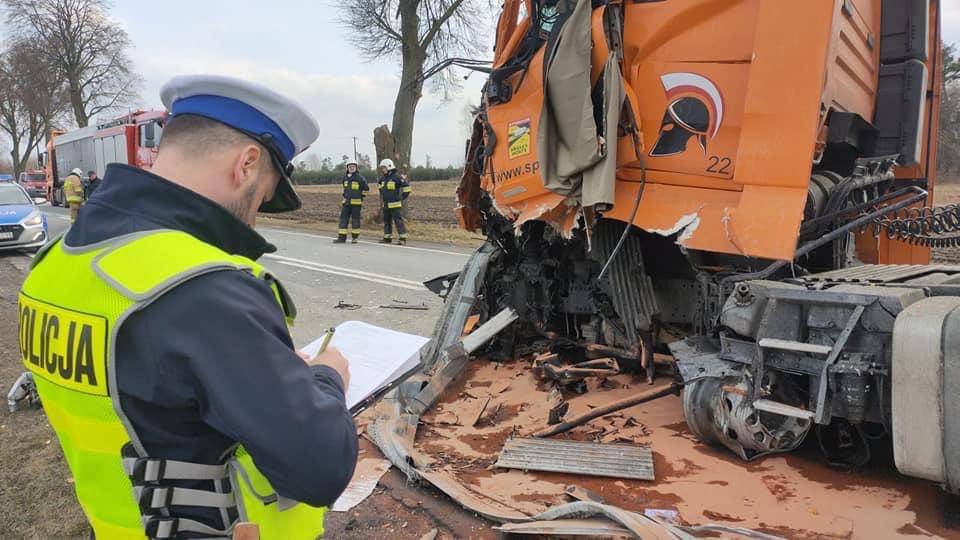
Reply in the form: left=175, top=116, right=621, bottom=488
left=18, top=76, right=357, bottom=539
left=379, top=169, right=410, bottom=244
left=336, top=171, right=369, bottom=243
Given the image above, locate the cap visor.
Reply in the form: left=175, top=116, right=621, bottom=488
left=259, top=174, right=302, bottom=213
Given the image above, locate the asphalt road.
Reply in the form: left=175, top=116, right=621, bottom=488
left=36, top=204, right=473, bottom=345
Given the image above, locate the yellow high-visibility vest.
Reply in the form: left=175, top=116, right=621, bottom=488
left=20, top=230, right=327, bottom=539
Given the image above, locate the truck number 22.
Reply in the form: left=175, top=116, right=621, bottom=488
left=706, top=156, right=732, bottom=175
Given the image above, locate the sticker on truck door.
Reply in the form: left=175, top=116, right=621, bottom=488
left=650, top=72, right=725, bottom=158
left=507, top=118, right=532, bottom=159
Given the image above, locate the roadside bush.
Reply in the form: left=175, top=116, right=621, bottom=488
left=292, top=165, right=461, bottom=185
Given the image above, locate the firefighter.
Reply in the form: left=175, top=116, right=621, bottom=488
left=18, top=75, right=357, bottom=539
left=334, top=159, right=369, bottom=243
left=63, top=167, right=85, bottom=222
left=378, top=158, right=409, bottom=245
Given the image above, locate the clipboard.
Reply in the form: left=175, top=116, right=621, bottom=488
left=349, top=361, right=424, bottom=416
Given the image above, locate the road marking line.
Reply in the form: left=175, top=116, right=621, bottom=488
left=263, top=255, right=426, bottom=291
left=261, top=228, right=472, bottom=257
left=264, top=254, right=426, bottom=286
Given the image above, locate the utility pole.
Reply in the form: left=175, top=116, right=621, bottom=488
left=352, top=136, right=359, bottom=164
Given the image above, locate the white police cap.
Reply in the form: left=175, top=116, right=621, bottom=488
left=160, top=74, right=320, bottom=212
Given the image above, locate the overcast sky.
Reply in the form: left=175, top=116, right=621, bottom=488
left=111, top=1, right=490, bottom=167
left=5, top=2, right=960, bottom=167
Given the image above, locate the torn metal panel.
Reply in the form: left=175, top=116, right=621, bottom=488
left=496, top=519, right=633, bottom=537
left=420, top=241, right=497, bottom=370
left=495, top=438, right=655, bottom=481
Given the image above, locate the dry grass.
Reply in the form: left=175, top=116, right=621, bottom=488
left=259, top=216, right=485, bottom=246
left=295, top=179, right=460, bottom=198
left=275, top=179, right=482, bottom=246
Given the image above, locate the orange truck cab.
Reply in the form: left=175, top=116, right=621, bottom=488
left=449, top=0, right=959, bottom=496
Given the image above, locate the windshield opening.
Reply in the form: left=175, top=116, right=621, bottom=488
left=0, top=186, right=32, bottom=205
left=22, top=173, right=45, bottom=182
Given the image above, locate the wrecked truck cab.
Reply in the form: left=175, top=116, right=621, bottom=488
left=404, top=0, right=960, bottom=531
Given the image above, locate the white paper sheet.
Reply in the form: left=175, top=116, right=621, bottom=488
left=330, top=457, right=392, bottom=512
left=300, top=321, right=429, bottom=410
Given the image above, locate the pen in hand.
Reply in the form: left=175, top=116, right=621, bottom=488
left=315, top=327, right=336, bottom=358
left=307, top=327, right=350, bottom=389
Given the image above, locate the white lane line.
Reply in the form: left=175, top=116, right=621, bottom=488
left=261, top=228, right=472, bottom=257
left=265, top=254, right=425, bottom=286
left=262, top=254, right=426, bottom=291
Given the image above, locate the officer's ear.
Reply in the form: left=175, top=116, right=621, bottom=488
left=233, top=144, right=264, bottom=188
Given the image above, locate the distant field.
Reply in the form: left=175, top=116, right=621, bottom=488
left=271, top=179, right=478, bottom=245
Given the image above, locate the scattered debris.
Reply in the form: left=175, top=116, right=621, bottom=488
left=489, top=379, right=512, bottom=395
left=407, top=308, right=519, bottom=416
left=494, top=438, right=655, bottom=481
left=7, top=372, right=39, bottom=412
left=644, top=508, right=680, bottom=525
left=534, top=356, right=621, bottom=383
left=380, top=302, right=429, bottom=311
left=331, top=458, right=392, bottom=512
left=547, top=402, right=569, bottom=425
left=469, top=396, right=491, bottom=427
left=418, top=528, right=438, bottom=540
left=462, top=314, right=481, bottom=335
left=496, top=519, right=632, bottom=537
left=334, top=300, right=362, bottom=310
left=533, top=383, right=679, bottom=438
left=564, top=485, right=605, bottom=504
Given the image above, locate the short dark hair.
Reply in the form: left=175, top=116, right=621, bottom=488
left=160, top=114, right=260, bottom=156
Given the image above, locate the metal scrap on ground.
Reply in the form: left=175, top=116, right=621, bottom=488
left=495, top=438, right=655, bottom=481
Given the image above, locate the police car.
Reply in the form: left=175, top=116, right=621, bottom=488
left=0, top=183, right=48, bottom=252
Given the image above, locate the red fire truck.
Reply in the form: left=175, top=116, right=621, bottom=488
left=44, top=110, right=167, bottom=205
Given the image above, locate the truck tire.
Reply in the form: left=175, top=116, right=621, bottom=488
left=892, top=296, right=960, bottom=494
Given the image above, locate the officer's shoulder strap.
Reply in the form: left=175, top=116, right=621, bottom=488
left=93, top=229, right=261, bottom=301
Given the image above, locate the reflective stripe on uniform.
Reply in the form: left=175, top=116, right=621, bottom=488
left=350, top=199, right=363, bottom=205
left=20, top=231, right=326, bottom=539
left=387, top=201, right=403, bottom=209
left=386, top=181, right=396, bottom=190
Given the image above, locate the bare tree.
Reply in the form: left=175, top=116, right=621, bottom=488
left=4, top=0, right=141, bottom=127
left=0, top=41, right=66, bottom=177
left=939, top=43, right=960, bottom=175
left=339, top=0, right=488, bottom=168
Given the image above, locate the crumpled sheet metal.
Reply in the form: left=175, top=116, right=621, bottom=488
left=364, top=243, right=784, bottom=539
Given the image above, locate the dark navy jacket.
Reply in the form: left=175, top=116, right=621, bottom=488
left=378, top=170, right=408, bottom=205
left=340, top=172, right=369, bottom=204
left=64, top=164, right=357, bottom=527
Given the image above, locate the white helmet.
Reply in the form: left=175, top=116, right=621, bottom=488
left=379, top=158, right=395, bottom=170
left=71, top=168, right=83, bottom=176
left=346, top=158, right=358, bottom=167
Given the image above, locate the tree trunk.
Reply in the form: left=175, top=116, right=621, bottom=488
left=373, top=124, right=396, bottom=166
left=67, top=76, right=88, bottom=128
left=390, top=0, right=427, bottom=169
left=390, top=51, right=425, bottom=169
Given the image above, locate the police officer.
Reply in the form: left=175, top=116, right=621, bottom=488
left=334, top=159, right=369, bottom=244
left=19, top=75, right=357, bottom=539
left=378, top=158, right=409, bottom=245
left=63, top=167, right=85, bottom=222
